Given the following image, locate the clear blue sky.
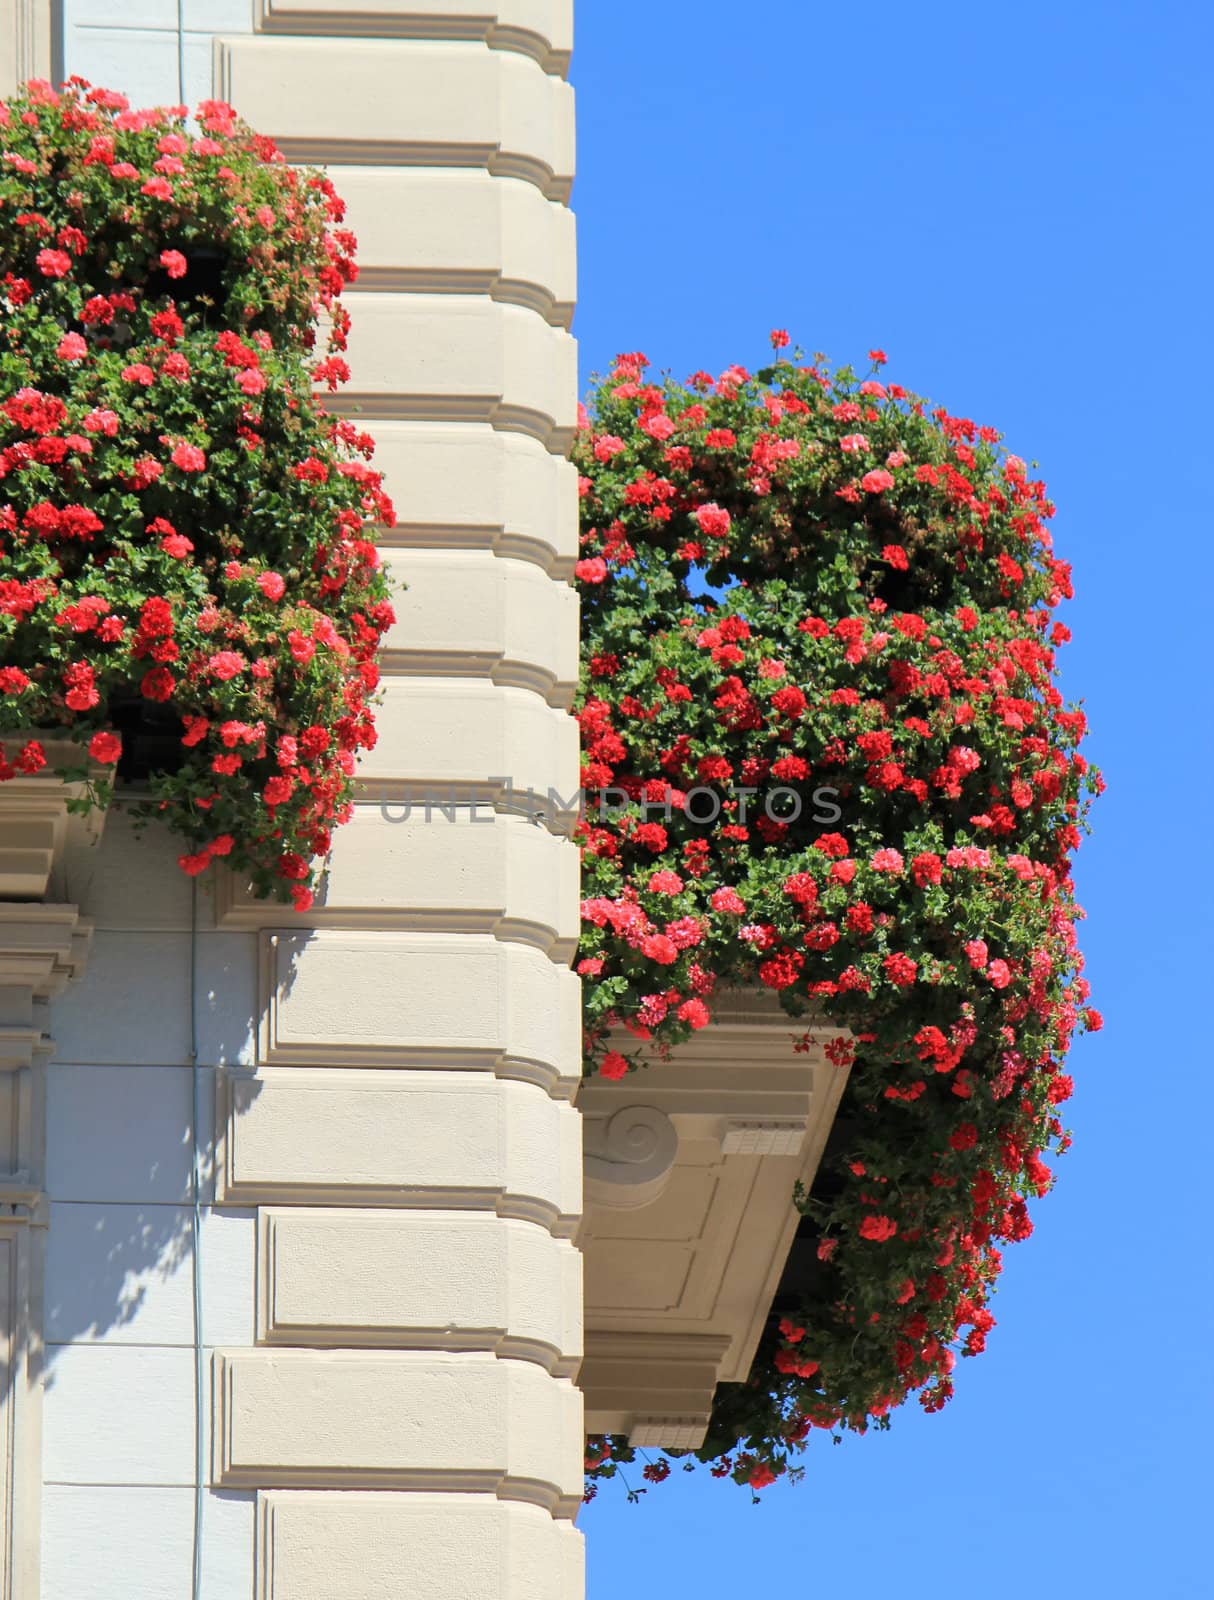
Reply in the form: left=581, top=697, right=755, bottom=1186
left=572, top=4, right=1212, bottom=1594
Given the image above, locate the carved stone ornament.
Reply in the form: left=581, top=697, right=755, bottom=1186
left=582, top=1104, right=679, bottom=1211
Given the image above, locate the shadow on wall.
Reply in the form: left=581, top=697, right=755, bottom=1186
left=31, top=808, right=306, bottom=1375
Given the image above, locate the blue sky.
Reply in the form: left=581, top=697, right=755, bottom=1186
left=572, top=3, right=1212, bottom=1593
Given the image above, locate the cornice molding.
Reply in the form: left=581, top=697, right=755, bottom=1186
left=253, top=1, right=574, bottom=78
left=0, top=739, right=106, bottom=901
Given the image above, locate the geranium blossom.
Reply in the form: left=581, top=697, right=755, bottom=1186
left=573, top=344, right=1100, bottom=1494
left=0, top=79, right=395, bottom=904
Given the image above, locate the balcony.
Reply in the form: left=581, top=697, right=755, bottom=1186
left=577, top=990, right=850, bottom=1448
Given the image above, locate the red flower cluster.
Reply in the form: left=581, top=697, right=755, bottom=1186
left=574, top=345, right=1100, bottom=1493
left=0, top=80, right=395, bottom=902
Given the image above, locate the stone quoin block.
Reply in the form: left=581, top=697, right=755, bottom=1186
left=217, top=810, right=579, bottom=958
left=212, top=1350, right=584, bottom=1513
left=332, top=168, right=576, bottom=324
left=334, top=293, right=577, bottom=452
left=379, top=549, right=578, bottom=706
left=355, top=679, right=580, bottom=826
left=256, top=1208, right=581, bottom=1373
left=216, top=1068, right=582, bottom=1232
left=371, top=422, right=579, bottom=573
left=215, top=37, right=575, bottom=198
left=254, top=1493, right=584, bottom=1600
left=254, top=929, right=580, bottom=1084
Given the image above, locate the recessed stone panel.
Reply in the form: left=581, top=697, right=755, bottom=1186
left=257, top=1208, right=581, bottom=1372
left=256, top=929, right=579, bottom=1087
left=45, top=1203, right=255, bottom=1349
left=46, top=930, right=256, bottom=1067
left=256, top=1493, right=583, bottom=1600
left=42, top=1345, right=208, bottom=1487
left=42, top=1485, right=255, bottom=1600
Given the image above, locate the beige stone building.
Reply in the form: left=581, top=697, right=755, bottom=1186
left=0, top=7, right=846, bottom=1594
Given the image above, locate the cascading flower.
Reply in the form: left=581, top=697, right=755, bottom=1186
left=575, top=339, right=1101, bottom=1497
left=0, top=79, right=396, bottom=906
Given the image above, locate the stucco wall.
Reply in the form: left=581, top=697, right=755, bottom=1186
left=3, top=4, right=581, bottom=1596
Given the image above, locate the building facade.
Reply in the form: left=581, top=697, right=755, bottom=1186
left=1, top=9, right=859, bottom=1595
left=2, top=5, right=584, bottom=1596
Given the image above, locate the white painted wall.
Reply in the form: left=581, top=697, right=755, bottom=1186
left=61, top=0, right=253, bottom=105
left=42, top=1488, right=254, bottom=1600
left=41, top=812, right=260, bottom=1595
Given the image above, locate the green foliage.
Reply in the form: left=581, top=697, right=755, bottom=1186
left=574, top=343, right=1101, bottom=1490
left=0, top=79, right=395, bottom=904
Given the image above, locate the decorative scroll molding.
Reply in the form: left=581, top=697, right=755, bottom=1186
left=583, top=1106, right=678, bottom=1211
